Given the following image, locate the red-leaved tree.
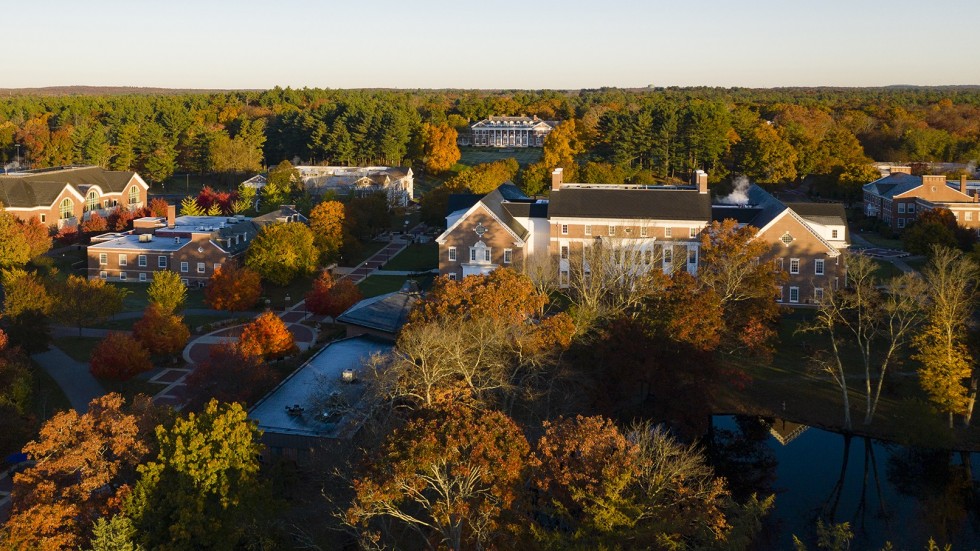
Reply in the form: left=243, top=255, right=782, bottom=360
left=184, top=344, right=277, bottom=410
left=237, top=311, right=295, bottom=359
left=80, top=212, right=108, bottom=233
left=204, top=263, right=262, bottom=311
left=90, top=332, right=153, bottom=380
left=305, top=272, right=363, bottom=317
left=148, top=197, right=170, bottom=217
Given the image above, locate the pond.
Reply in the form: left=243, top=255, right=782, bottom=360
left=709, top=416, right=980, bottom=549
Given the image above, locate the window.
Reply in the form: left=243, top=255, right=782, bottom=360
left=197, top=262, right=205, bottom=273
left=158, top=256, right=167, bottom=268
left=129, top=185, right=138, bottom=205
left=776, top=286, right=783, bottom=302
left=789, top=286, right=800, bottom=303
left=561, top=224, right=568, bottom=235
left=908, top=204, right=915, bottom=213
left=448, top=247, right=457, bottom=261
left=688, top=248, right=697, bottom=265
left=814, top=288, right=824, bottom=302
left=118, top=254, right=127, bottom=267
left=640, top=226, right=648, bottom=238
left=898, top=203, right=906, bottom=214
left=86, top=191, right=98, bottom=212
left=59, top=198, right=73, bottom=219
left=608, top=225, right=616, bottom=236
left=103, top=199, right=109, bottom=208
left=789, top=258, right=800, bottom=274
left=584, top=225, right=592, bottom=236
left=39, top=214, right=46, bottom=223
left=781, top=232, right=793, bottom=245
left=560, top=270, right=569, bottom=286
left=560, top=245, right=569, bottom=260
left=967, top=212, right=974, bottom=221
left=503, top=249, right=512, bottom=264
left=119, top=272, right=127, bottom=281
left=139, top=272, right=147, bottom=282
left=138, top=255, right=147, bottom=267
left=99, top=253, right=108, bottom=266
left=689, top=227, right=697, bottom=238
left=775, top=258, right=784, bottom=271
left=180, top=278, right=189, bottom=285
left=470, top=248, right=477, bottom=262
left=447, top=272, right=457, bottom=281
left=664, top=227, right=672, bottom=238
left=180, top=262, right=188, bottom=273
left=831, top=229, right=839, bottom=239
left=664, top=247, right=672, bottom=264
left=815, top=259, right=825, bottom=276
left=897, top=218, right=906, bottom=228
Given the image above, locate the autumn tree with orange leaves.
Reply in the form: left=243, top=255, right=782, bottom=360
left=308, top=200, right=346, bottom=263
left=204, top=262, right=262, bottom=311
left=3, top=394, right=152, bottom=550
left=237, top=311, right=296, bottom=359
left=346, top=403, right=531, bottom=551
left=132, top=304, right=190, bottom=357
left=90, top=333, right=153, bottom=380
left=420, top=123, right=461, bottom=174
left=304, top=272, right=363, bottom=318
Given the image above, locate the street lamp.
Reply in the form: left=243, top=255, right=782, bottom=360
left=284, top=294, right=291, bottom=312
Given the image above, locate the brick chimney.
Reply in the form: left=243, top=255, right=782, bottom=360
left=167, top=205, right=176, bottom=228
left=891, top=166, right=912, bottom=175
left=922, top=175, right=946, bottom=195
left=694, top=170, right=708, bottom=194
left=961, top=174, right=968, bottom=195
left=551, top=168, right=563, bottom=192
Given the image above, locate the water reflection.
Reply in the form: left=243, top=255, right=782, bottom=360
left=709, top=415, right=980, bottom=549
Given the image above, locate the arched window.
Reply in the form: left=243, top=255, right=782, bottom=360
left=128, top=185, right=138, bottom=205
left=59, top=198, right=74, bottom=219
left=86, top=191, right=98, bottom=212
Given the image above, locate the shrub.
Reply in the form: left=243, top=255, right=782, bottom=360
left=90, top=333, right=152, bottom=381
left=205, top=263, right=262, bottom=311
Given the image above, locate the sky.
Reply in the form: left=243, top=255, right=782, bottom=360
left=5, top=0, right=979, bottom=90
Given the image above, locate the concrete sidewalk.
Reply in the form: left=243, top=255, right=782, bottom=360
left=32, top=346, right=105, bottom=413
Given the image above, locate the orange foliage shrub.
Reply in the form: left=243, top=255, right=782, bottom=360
left=185, top=344, right=277, bottom=410
left=305, top=272, right=363, bottom=317
left=89, top=333, right=152, bottom=380
left=237, top=311, right=296, bottom=359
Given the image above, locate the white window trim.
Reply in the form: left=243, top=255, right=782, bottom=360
left=197, top=262, right=206, bottom=273
left=789, top=286, right=800, bottom=304
left=180, top=262, right=188, bottom=273
left=138, top=255, right=147, bottom=267
left=99, top=271, right=107, bottom=280
left=689, top=227, right=697, bottom=238
left=776, top=286, right=783, bottom=302
left=99, top=253, right=107, bottom=266
left=664, top=227, right=672, bottom=238
left=608, top=225, right=616, bottom=236
left=119, top=272, right=127, bottom=281
left=139, top=272, right=147, bottom=282
left=118, top=254, right=127, bottom=267
left=640, top=226, right=648, bottom=237
left=158, top=256, right=167, bottom=268
left=789, top=258, right=800, bottom=275
left=584, top=225, right=592, bottom=236
left=815, top=259, right=825, bottom=276
left=447, top=272, right=457, bottom=281
left=503, top=248, right=512, bottom=264
left=897, top=218, right=906, bottom=229
left=561, top=224, right=568, bottom=235
left=448, top=246, right=457, bottom=262
left=814, top=288, right=824, bottom=302
left=897, top=203, right=906, bottom=214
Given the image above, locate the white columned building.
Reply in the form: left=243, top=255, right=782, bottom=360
left=470, top=116, right=555, bottom=148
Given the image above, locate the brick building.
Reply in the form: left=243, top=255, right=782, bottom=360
left=863, top=170, right=980, bottom=231
left=0, top=166, right=148, bottom=228
left=438, top=169, right=848, bottom=305
left=86, top=206, right=306, bottom=285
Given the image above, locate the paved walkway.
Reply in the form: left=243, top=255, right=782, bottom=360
left=850, top=233, right=917, bottom=274
left=31, top=347, right=106, bottom=413
left=340, top=225, right=425, bottom=284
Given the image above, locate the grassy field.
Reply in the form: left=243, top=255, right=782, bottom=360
left=870, top=258, right=904, bottom=280
left=341, top=240, right=387, bottom=268
left=113, top=283, right=209, bottom=313
left=358, top=274, right=435, bottom=298
left=55, top=336, right=101, bottom=363
left=458, top=146, right=542, bottom=168
left=857, top=231, right=905, bottom=250
left=383, top=242, right=438, bottom=272
left=261, top=275, right=317, bottom=311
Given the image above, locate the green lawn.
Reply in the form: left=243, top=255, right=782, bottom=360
left=904, top=256, right=928, bottom=272
left=54, top=336, right=102, bottom=363
left=357, top=274, right=435, bottom=298
left=261, top=275, right=317, bottom=311
left=113, top=283, right=208, bottom=313
left=870, top=258, right=904, bottom=280
left=383, top=242, right=438, bottom=272
left=858, top=232, right=904, bottom=250
left=458, top=146, right=542, bottom=168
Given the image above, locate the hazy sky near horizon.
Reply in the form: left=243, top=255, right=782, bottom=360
left=7, top=0, right=978, bottom=89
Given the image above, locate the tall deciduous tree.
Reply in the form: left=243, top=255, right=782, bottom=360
left=184, top=344, right=276, bottom=410
left=90, top=333, right=153, bottom=381
left=204, top=263, right=262, bottom=311
left=146, top=270, right=187, bottom=313
left=346, top=403, right=531, bottom=551
left=304, top=272, right=362, bottom=318
left=914, top=246, right=979, bottom=428
left=308, top=200, right=345, bottom=263
left=445, top=158, right=520, bottom=194
left=54, top=275, right=128, bottom=336
left=245, top=221, right=318, bottom=286
left=420, top=123, right=460, bottom=173
left=4, top=394, right=150, bottom=550
left=126, top=400, right=266, bottom=550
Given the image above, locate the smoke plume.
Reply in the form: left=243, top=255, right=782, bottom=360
left=717, top=175, right=751, bottom=205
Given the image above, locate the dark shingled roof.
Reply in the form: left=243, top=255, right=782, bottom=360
left=549, top=187, right=712, bottom=220
left=336, top=281, right=421, bottom=335
left=477, top=185, right=531, bottom=241
left=784, top=202, right=847, bottom=226
left=446, top=193, right=483, bottom=216
left=862, top=173, right=922, bottom=199
left=503, top=201, right=548, bottom=219
left=0, top=166, right=139, bottom=208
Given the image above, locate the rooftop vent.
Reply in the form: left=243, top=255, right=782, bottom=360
left=138, top=234, right=153, bottom=243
